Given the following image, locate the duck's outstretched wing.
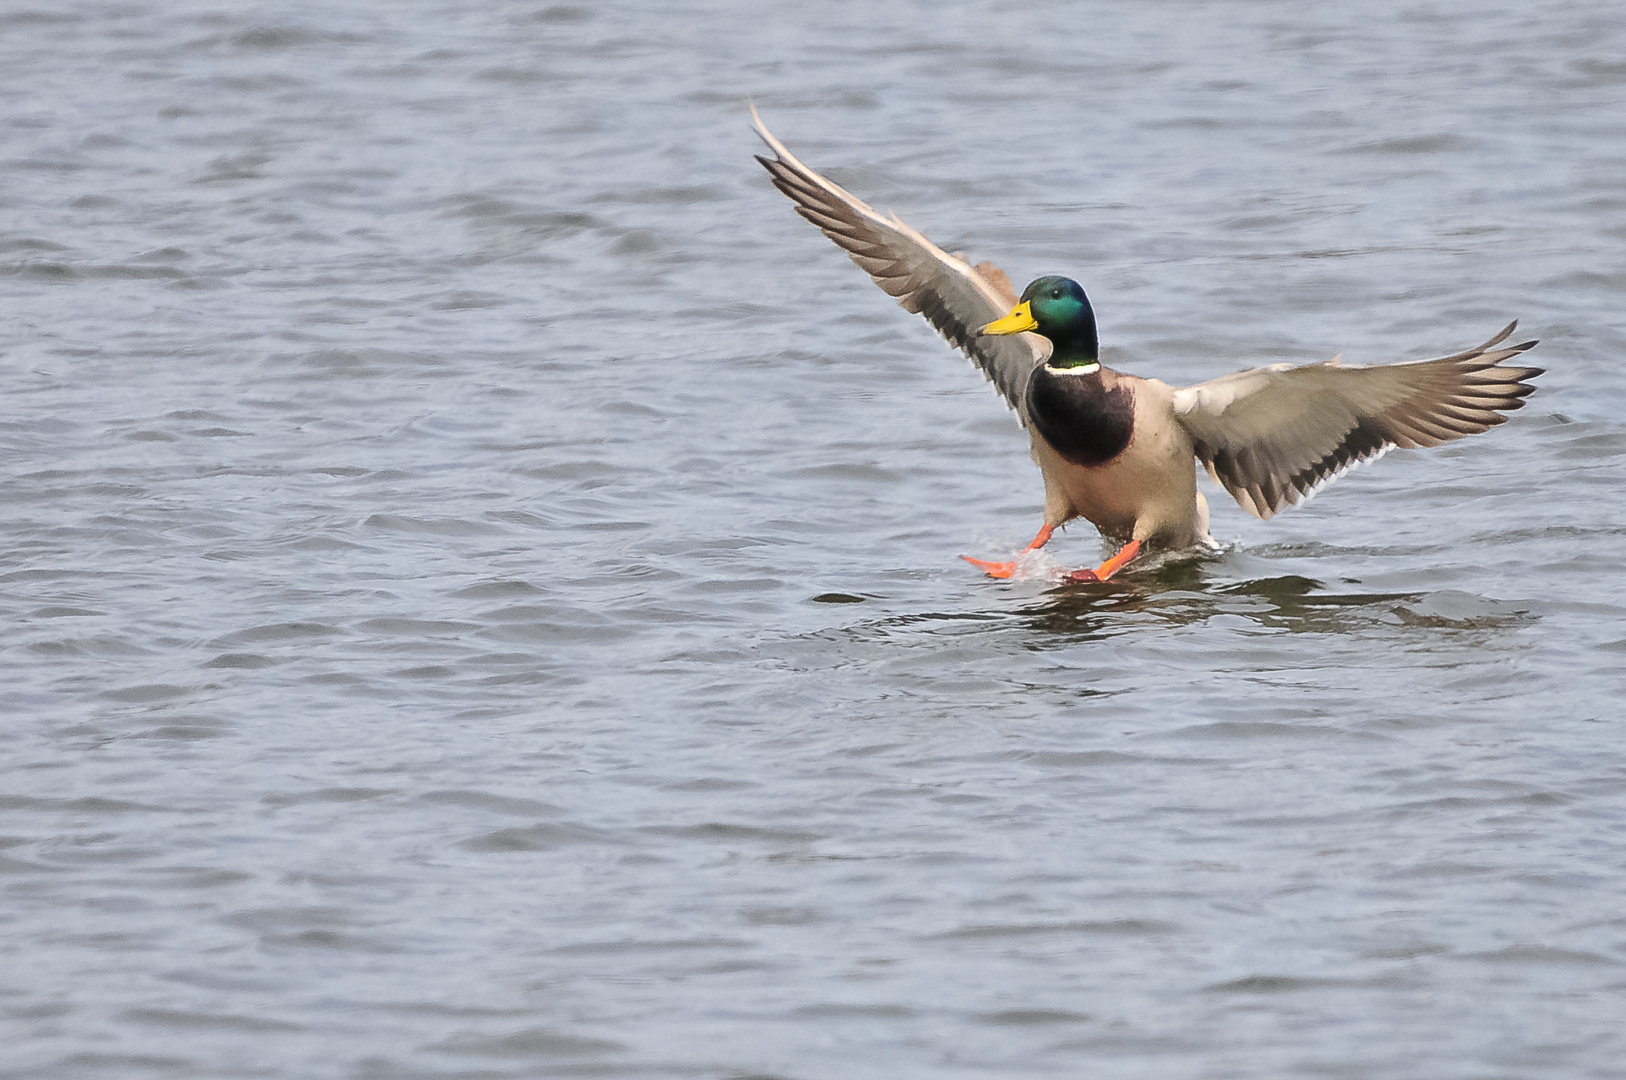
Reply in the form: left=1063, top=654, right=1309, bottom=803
left=751, top=105, right=1044, bottom=423
left=1171, top=323, right=1542, bottom=520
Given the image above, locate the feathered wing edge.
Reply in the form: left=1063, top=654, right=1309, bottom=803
left=750, top=104, right=1044, bottom=422
left=1174, top=323, right=1543, bottom=519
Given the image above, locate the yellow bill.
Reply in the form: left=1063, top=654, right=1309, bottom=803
left=980, top=300, right=1037, bottom=336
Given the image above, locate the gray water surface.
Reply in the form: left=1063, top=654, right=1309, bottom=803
left=4, top=2, right=1626, bottom=1078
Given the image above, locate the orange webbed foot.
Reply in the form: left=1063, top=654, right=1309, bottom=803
left=961, top=555, right=1018, bottom=579
left=963, top=524, right=1056, bottom=580
left=1064, top=539, right=1142, bottom=584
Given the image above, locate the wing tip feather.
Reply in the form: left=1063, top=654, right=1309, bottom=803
left=749, top=105, right=1041, bottom=422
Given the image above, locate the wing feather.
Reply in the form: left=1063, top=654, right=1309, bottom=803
left=751, top=105, right=1044, bottom=422
left=1172, top=325, right=1542, bottom=519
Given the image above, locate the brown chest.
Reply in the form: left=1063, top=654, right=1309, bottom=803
left=1026, top=365, right=1136, bottom=467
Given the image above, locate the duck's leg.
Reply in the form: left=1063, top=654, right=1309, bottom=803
left=962, top=524, right=1055, bottom=579
left=1063, top=539, right=1141, bottom=583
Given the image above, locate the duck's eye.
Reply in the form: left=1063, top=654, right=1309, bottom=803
left=1050, top=288, right=1063, bottom=299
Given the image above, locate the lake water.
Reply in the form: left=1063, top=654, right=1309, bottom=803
left=4, top=2, right=1626, bottom=1078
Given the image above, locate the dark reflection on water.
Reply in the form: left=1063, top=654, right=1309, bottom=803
left=1020, top=570, right=1432, bottom=638
left=831, top=568, right=1536, bottom=654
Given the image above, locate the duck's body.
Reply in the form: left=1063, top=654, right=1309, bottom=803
left=1027, top=365, right=1211, bottom=549
left=751, top=107, right=1542, bottom=581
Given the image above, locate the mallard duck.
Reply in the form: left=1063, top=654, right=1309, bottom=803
left=751, top=107, right=1542, bottom=582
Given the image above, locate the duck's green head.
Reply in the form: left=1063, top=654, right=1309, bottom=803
left=980, top=276, right=1099, bottom=368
